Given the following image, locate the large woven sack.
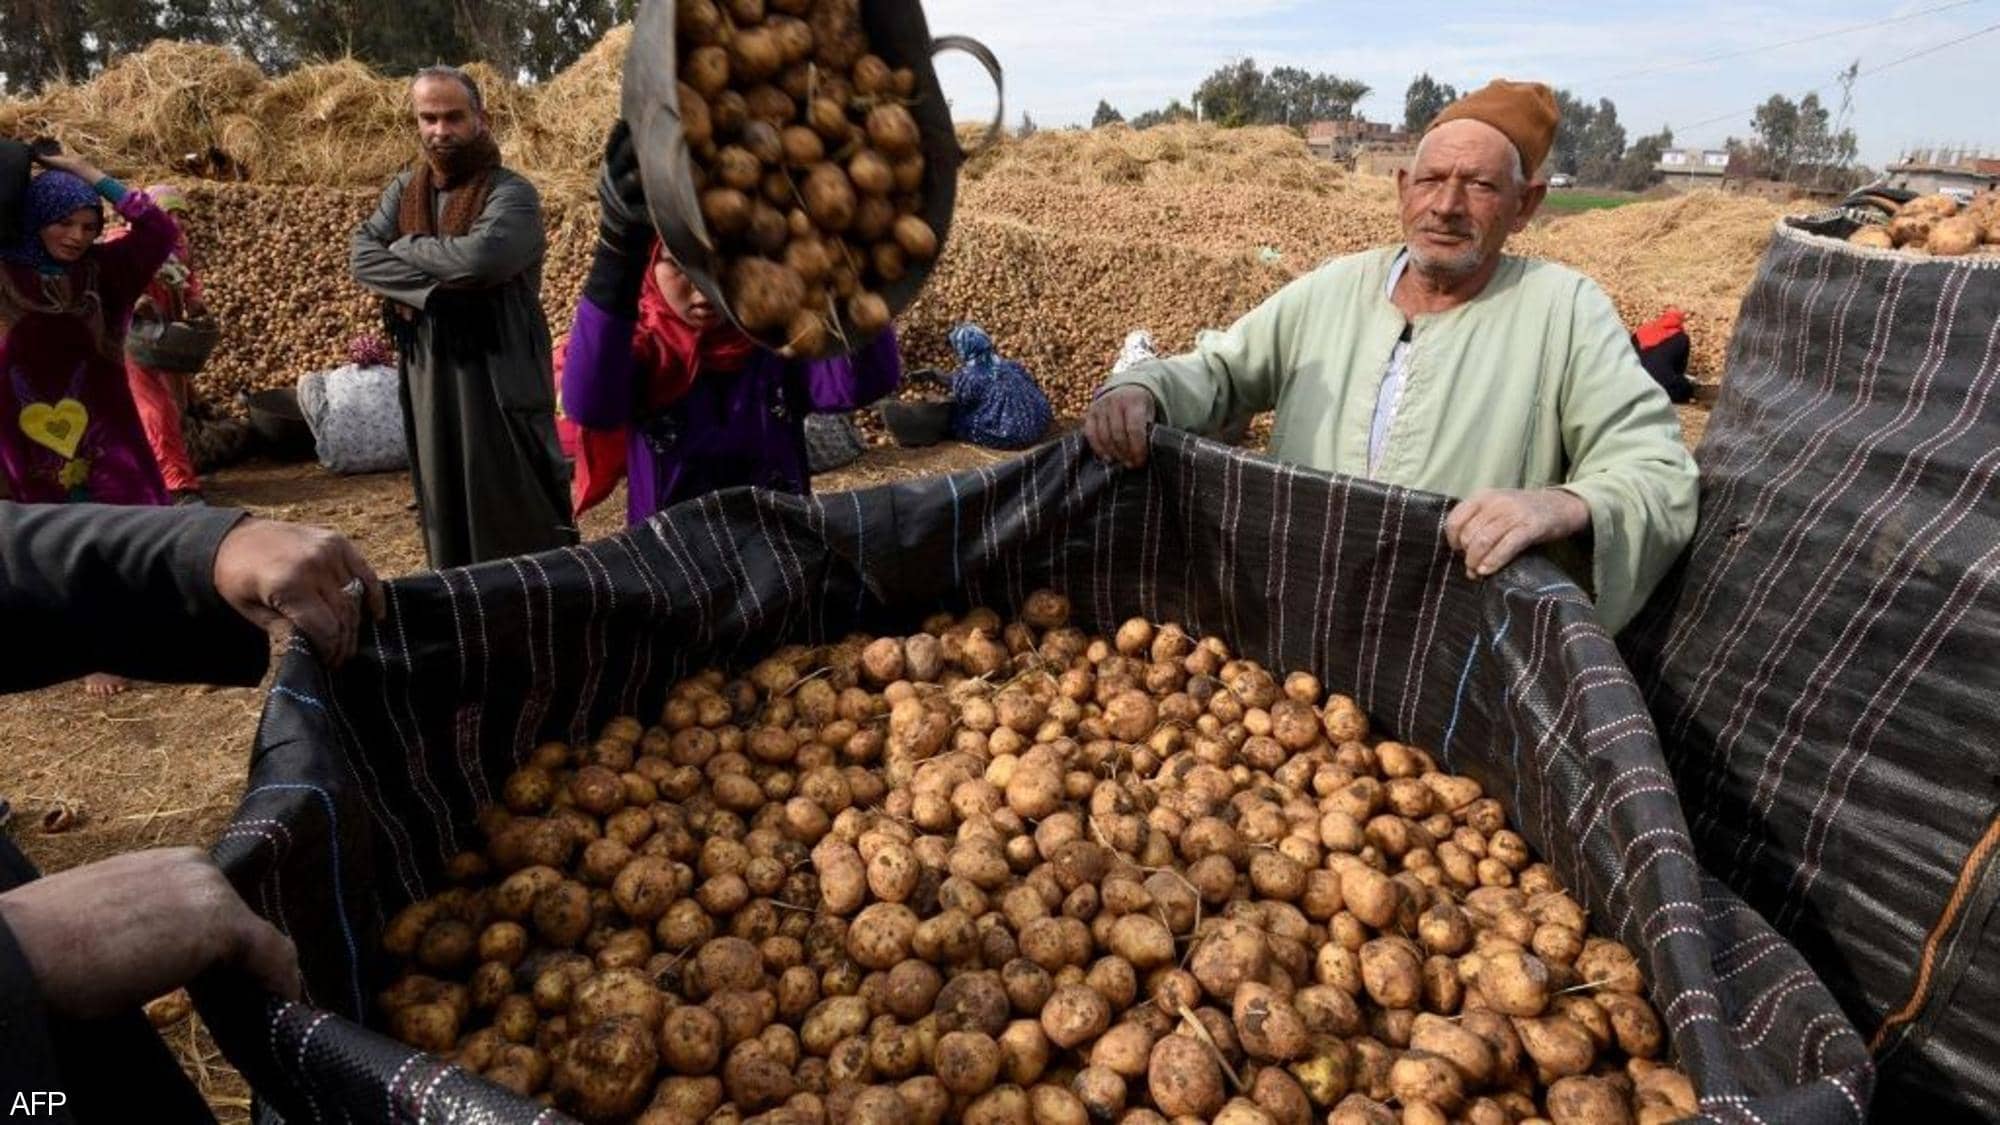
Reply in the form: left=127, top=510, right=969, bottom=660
left=202, top=432, right=1871, bottom=1123
left=1625, top=216, right=2000, bottom=1117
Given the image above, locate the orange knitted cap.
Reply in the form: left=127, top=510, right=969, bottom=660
left=1426, top=79, right=1559, bottom=176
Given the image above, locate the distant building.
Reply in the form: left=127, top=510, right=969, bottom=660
left=1885, top=160, right=1997, bottom=197
left=1308, top=118, right=1410, bottom=162
left=1655, top=148, right=1731, bottom=193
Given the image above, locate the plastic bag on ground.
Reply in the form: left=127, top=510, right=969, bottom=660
left=297, top=364, right=407, bottom=475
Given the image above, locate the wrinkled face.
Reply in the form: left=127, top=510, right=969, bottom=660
left=654, top=255, right=720, bottom=331
left=1396, top=120, right=1543, bottom=281
left=412, top=76, right=487, bottom=158
left=40, top=206, right=103, bottom=263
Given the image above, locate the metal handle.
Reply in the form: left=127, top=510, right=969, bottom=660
left=931, top=35, right=1004, bottom=157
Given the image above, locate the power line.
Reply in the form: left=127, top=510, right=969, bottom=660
left=1668, top=18, right=2000, bottom=136
left=1583, top=0, right=1988, bottom=84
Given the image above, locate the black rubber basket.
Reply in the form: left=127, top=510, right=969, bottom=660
left=125, top=316, right=221, bottom=375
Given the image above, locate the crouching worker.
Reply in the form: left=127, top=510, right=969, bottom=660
left=1085, top=80, right=1698, bottom=632
left=943, top=323, right=1053, bottom=450
left=1632, top=307, right=1694, bottom=404
left=559, top=124, right=901, bottom=525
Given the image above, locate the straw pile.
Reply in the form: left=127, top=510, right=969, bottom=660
left=506, top=25, right=628, bottom=197
left=1514, top=191, right=1790, bottom=378
left=240, top=59, right=418, bottom=186
left=965, top=123, right=1347, bottom=196
left=0, top=37, right=616, bottom=193
left=0, top=42, right=266, bottom=179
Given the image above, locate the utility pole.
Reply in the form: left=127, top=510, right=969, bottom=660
left=1828, top=59, right=1859, bottom=190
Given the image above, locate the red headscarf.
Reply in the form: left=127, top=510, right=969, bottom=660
left=1634, top=307, right=1687, bottom=351
left=556, top=240, right=758, bottom=516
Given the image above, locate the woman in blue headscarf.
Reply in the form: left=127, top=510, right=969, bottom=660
left=945, top=323, right=1053, bottom=450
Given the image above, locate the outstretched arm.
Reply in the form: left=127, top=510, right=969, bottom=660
left=1087, top=269, right=1313, bottom=466
left=802, top=327, right=904, bottom=412
left=0, top=503, right=386, bottom=690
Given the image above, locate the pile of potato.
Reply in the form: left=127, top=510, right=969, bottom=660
left=673, top=0, right=940, bottom=357
left=378, top=592, right=1696, bottom=1125
left=1848, top=190, right=2000, bottom=256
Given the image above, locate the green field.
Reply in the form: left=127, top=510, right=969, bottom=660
left=1541, top=191, right=1641, bottom=215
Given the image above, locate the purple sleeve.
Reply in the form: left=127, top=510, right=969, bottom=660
left=561, top=296, right=640, bottom=430
left=802, top=326, right=903, bottom=412
left=98, top=193, right=178, bottom=319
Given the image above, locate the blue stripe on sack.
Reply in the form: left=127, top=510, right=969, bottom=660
left=270, top=686, right=325, bottom=712
left=1441, top=639, right=1481, bottom=766
left=850, top=491, right=867, bottom=614
left=245, top=783, right=364, bottom=1019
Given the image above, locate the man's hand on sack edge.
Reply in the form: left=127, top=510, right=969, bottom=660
left=213, top=518, right=386, bottom=667
left=1446, top=488, right=1591, bottom=580
left=1084, top=385, right=1157, bottom=469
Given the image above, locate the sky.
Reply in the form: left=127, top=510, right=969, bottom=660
left=918, top=0, right=1999, bottom=168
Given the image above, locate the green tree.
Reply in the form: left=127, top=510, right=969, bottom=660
left=1615, top=126, right=1673, bottom=191
left=1129, top=98, right=1195, bottom=130
left=1750, top=94, right=1800, bottom=177
left=509, top=0, right=629, bottom=79
left=1402, top=73, right=1457, bottom=134
left=1, top=0, right=95, bottom=91
left=1790, top=91, right=1857, bottom=186
left=1266, top=66, right=1368, bottom=124
left=1549, top=88, right=1594, bottom=176
left=1091, top=99, right=1123, bottom=128
left=1194, top=57, right=1264, bottom=127
left=1187, top=58, right=1369, bottom=128
left=1576, top=98, right=1626, bottom=186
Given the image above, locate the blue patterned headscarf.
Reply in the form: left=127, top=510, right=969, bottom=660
left=0, top=171, right=102, bottom=272
left=949, top=323, right=997, bottom=364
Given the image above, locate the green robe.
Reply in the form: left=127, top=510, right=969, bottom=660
left=1103, top=246, right=1699, bottom=632
left=350, top=167, right=576, bottom=569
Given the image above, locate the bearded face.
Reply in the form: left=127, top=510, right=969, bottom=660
left=1397, top=120, right=1537, bottom=283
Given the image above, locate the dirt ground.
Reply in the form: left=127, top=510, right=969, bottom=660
left=0, top=406, right=1709, bottom=1116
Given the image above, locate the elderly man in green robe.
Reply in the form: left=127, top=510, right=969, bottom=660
left=1086, top=80, right=1697, bottom=632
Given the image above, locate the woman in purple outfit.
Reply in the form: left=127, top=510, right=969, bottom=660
left=558, top=124, right=901, bottom=526
left=0, top=149, right=177, bottom=508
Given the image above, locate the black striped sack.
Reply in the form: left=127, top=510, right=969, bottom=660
left=1625, top=217, right=2000, bottom=1118
left=208, top=430, right=1870, bottom=1123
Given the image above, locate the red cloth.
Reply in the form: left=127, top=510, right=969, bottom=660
left=125, top=359, right=199, bottom=492
left=107, top=213, right=203, bottom=493
left=555, top=241, right=756, bottom=516
left=1635, top=308, right=1687, bottom=351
